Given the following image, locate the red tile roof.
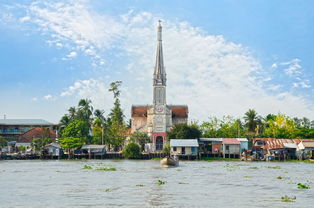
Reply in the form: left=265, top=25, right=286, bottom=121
left=222, top=138, right=240, bottom=145
left=18, top=127, right=57, bottom=143
left=131, top=105, right=188, bottom=118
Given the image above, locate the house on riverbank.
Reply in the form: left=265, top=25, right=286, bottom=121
left=170, top=139, right=199, bottom=156
left=0, top=119, right=57, bottom=140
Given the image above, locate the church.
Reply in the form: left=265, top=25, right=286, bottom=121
left=131, top=21, right=188, bottom=152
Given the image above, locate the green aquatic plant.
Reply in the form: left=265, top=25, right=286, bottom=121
left=244, top=176, right=252, bottom=178
left=136, top=184, right=144, bottom=187
left=287, top=182, right=297, bottom=184
left=82, top=165, right=93, bottom=170
left=178, top=182, right=189, bottom=184
left=266, top=166, right=281, bottom=169
left=151, top=157, right=160, bottom=160
left=96, top=167, right=116, bottom=171
left=156, top=180, right=166, bottom=185
left=176, top=169, right=182, bottom=172
left=248, top=167, right=258, bottom=169
left=277, top=176, right=283, bottom=179
left=104, top=189, right=111, bottom=192
left=281, top=195, right=296, bottom=202
left=297, top=183, right=310, bottom=189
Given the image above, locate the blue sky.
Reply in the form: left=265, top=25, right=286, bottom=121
left=0, top=0, right=313, bottom=123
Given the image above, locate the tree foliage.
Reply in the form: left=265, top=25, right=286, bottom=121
left=59, top=137, right=84, bottom=159
left=130, top=132, right=150, bottom=151
left=168, top=123, right=201, bottom=140
left=122, top=142, right=141, bottom=159
left=31, top=137, right=52, bottom=152
left=62, top=120, right=89, bottom=141
left=107, top=81, right=126, bottom=150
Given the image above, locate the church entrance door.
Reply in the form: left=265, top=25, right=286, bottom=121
left=156, top=136, right=164, bottom=151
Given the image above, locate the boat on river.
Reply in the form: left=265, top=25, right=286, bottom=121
left=160, top=156, right=179, bottom=167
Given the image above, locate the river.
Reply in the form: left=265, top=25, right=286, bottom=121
left=1, top=160, right=313, bottom=208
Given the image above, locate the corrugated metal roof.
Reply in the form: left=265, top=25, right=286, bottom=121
left=170, top=139, right=199, bottom=147
left=283, top=143, right=298, bottom=148
left=253, top=138, right=313, bottom=149
left=222, top=138, right=240, bottom=145
left=0, top=119, right=54, bottom=125
left=199, top=138, right=222, bottom=142
left=236, top=138, right=248, bottom=142
left=81, top=145, right=106, bottom=149
left=302, top=141, right=314, bottom=148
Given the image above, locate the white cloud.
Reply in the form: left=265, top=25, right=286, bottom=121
left=66, top=51, right=77, bottom=58
left=43, top=94, right=54, bottom=100
left=282, top=58, right=302, bottom=77
left=3, top=0, right=314, bottom=120
left=31, top=97, right=38, bottom=102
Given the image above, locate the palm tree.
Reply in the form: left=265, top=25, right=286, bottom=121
left=244, top=109, right=258, bottom=133
left=94, top=109, right=105, bottom=121
left=78, top=98, right=94, bottom=123
left=68, top=107, right=76, bottom=121
left=59, top=114, right=70, bottom=133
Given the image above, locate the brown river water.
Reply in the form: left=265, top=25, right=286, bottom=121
left=0, top=160, right=313, bottom=208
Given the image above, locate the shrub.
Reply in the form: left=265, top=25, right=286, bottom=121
left=122, top=142, right=141, bottom=159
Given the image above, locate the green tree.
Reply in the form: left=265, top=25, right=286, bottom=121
left=122, top=142, right=141, bottom=159
left=59, top=137, right=84, bottom=159
left=168, top=123, right=201, bottom=140
left=244, top=109, right=259, bottom=132
left=201, top=116, right=244, bottom=138
left=92, top=125, right=103, bottom=144
left=130, top=132, right=150, bottom=151
left=263, top=114, right=296, bottom=138
left=59, top=114, right=70, bottom=134
left=107, top=81, right=126, bottom=151
left=61, top=120, right=89, bottom=142
left=31, top=137, right=52, bottom=156
left=0, top=136, right=7, bottom=147
left=163, top=143, right=171, bottom=155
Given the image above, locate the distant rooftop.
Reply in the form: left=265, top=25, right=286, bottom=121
left=0, top=119, right=54, bottom=125
left=170, top=139, right=199, bottom=147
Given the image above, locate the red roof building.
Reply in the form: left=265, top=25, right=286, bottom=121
left=18, top=127, right=57, bottom=143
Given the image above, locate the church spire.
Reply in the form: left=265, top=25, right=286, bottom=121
left=153, top=20, right=167, bottom=105
left=153, top=20, right=166, bottom=86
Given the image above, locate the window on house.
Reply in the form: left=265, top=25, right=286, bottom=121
left=226, top=145, right=229, bottom=151
left=173, top=147, right=177, bottom=151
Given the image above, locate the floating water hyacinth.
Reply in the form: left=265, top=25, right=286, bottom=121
left=82, top=165, right=92, bottom=169
left=96, top=167, right=116, bottom=171
left=297, top=183, right=310, bottom=189
left=281, top=195, right=296, bottom=202
left=156, top=180, right=166, bottom=185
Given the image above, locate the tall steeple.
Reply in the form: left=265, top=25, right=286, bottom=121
left=153, top=20, right=167, bottom=105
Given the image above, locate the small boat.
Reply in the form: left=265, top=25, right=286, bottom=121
left=160, top=156, right=179, bottom=167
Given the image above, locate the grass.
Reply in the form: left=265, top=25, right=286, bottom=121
left=95, top=167, right=116, bottom=171
left=82, top=165, right=93, bottom=170
left=281, top=195, right=296, bottom=202
left=266, top=166, right=281, bottom=169
left=277, top=176, right=283, bottom=179
left=297, top=183, right=310, bottom=189
left=156, top=180, right=166, bottom=185
left=178, top=182, right=189, bottom=184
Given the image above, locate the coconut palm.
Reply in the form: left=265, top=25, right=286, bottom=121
left=244, top=109, right=259, bottom=132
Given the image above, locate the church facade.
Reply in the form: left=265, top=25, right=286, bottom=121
left=131, top=21, right=188, bottom=152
